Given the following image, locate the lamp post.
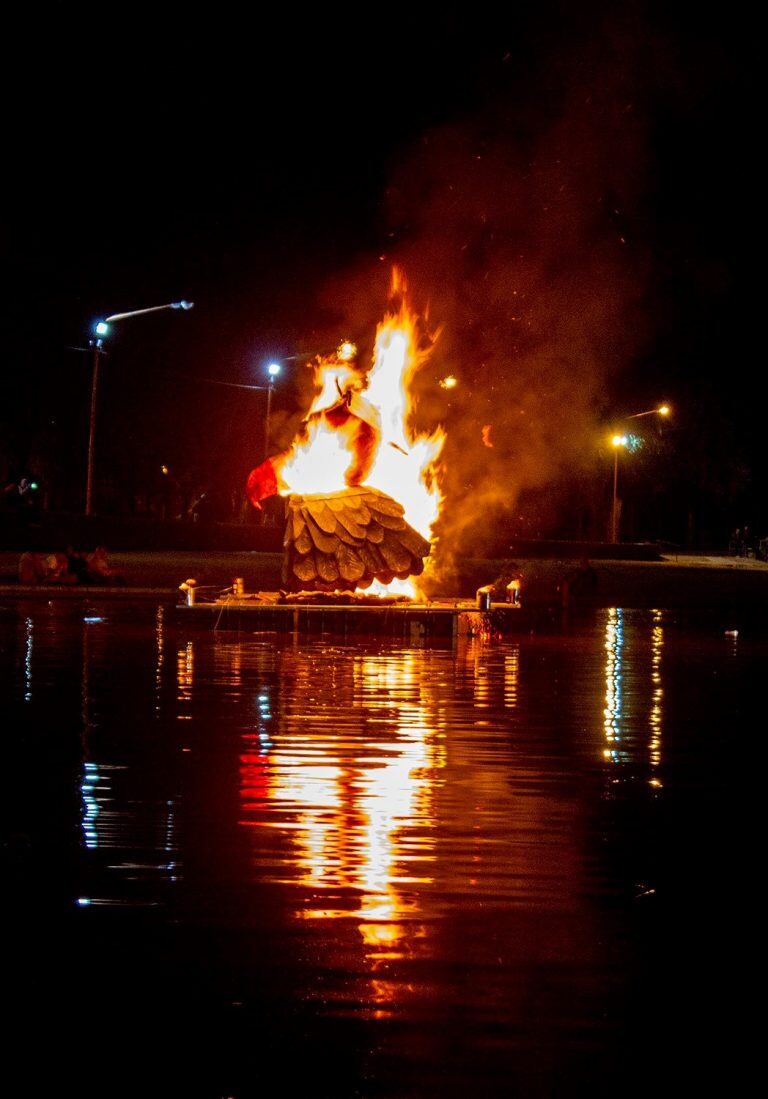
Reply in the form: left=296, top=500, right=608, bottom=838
left=85, top=301, right=194, bottom=515
left=610, top=434, right=628, bottom=543
left=626, top=404, right=670, bottom=421
left=609, top=405, right=670, bottom=544
left=264, top=363, right=281, bottom=460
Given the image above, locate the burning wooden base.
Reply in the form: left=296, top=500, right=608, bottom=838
left=283, top=487, right=430, bottom=592
left=276, top=589, right=410, bottom=606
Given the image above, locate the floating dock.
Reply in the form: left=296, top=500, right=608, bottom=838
left=175, top=597, right=523, bottom=640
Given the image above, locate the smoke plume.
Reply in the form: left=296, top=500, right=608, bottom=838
left=317, top=10, right=666, bottom=567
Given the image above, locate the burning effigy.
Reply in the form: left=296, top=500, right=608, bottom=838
left=246, top=272, right=445, bottom=597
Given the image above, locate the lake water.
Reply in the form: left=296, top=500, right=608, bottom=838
left=2, top=599, right=753, bottom=1096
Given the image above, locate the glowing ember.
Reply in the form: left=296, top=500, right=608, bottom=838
left=247, top=271, right=445, bottom=598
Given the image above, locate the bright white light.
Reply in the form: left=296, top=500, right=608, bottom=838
left=95, top=321, right=109, bottom=337
left=337, top=340, right=357, bottom=361
left=267, top=363, right=281, bottom=378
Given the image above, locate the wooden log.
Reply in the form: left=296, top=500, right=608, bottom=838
left=336, top=544, right=365, bottom=583
left=373, top=511, right=406, bottom=531
left=397, top=525, right=431, bottom=557
left=379, top=532, right=412, bottom=574
left=368, top=494, right=405, bottom=518
left=305, top=511, right=339, bottom=554
left=333, top=519, right=359, bottom=546
left=294, top=529, right=311, bottom=555
left=317, top=553, right=340, bottom=584
left=284, top=488, right=431, bottom=593
left=335, top=509, right=367, bottom=540
left=293, top=552, right=317, bottom=582
left=366, top=519, right=385, bottom=544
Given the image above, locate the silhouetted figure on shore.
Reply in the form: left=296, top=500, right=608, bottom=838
left=561, top=559, right=598, bottom=607
left=3, top=477, right=39, bottom=521
left=18, top=546, right=124, bottom=585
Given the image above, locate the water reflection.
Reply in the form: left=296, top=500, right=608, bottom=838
left=176, top=640, right=195, bottom=716
left=471, top=642, right=492, bottom=709
left=23, top=615, right=33, bottom=702
left=4, top=596, right=749, bottom=1089
left=504, top=645, right=520, bottom=710
left=602, top=607, right=666, bottom=784
left=81, top=760, right=101, bottom=849
left=13, top=600, right=679, bottom=922
left=53, top=603, right=183, bottom=900
left=155, top=605, right=165, bottom=714
left=455, top=635, right=520, bottom=718
left=603, top=607, right=625, bottom=762
left=239, top=648, right=446, bottom=984
left=650, top=609, right=664, bottom=781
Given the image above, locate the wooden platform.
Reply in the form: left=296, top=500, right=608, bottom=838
left=175, top=597, right=523, bottom=640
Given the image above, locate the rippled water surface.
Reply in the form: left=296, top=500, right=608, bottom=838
left=2, top=600, right=753, bottom=1096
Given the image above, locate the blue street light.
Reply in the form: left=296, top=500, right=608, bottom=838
left=267, top=362, right=281, bottom=378
left=94, top=321, right=110, bottom=337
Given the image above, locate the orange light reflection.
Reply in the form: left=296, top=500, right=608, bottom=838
left=238, top=648, right=446, bottom=1007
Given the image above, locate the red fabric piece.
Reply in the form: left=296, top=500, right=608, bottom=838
left=246, top=459, right=278, bottom=508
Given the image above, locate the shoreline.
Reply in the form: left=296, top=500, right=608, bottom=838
left=1, top=550, right=766, bottom=609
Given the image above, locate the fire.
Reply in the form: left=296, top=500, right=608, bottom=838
left=278, top=411, right=362, bottom=497
left=274, top=271, right=445, bottom=597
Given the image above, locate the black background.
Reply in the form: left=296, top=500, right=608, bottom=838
left=1, top=1, right=758, bottom=544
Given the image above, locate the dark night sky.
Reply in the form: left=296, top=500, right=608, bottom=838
left=1, top=1, right=758, bottom=535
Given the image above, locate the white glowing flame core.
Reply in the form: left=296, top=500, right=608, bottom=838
left=280, top=419, right=354, bottom=497
left=366, top=432, right=443, bottom=540
left=368, top=577, right=417, bottom=599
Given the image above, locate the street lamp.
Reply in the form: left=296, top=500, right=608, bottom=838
left=609, top=404, right=671, bottom=543
left=337, top=340, right=357, bottom=362
left=85, top=300, right=194, bottom=515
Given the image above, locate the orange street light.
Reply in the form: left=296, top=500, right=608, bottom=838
left=337, top=340, right=357, bottom=362
left=626, top=404, right=672, bottom=420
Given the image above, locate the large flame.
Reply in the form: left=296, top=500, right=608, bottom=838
left=276, top=272, right=445, bottom=597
